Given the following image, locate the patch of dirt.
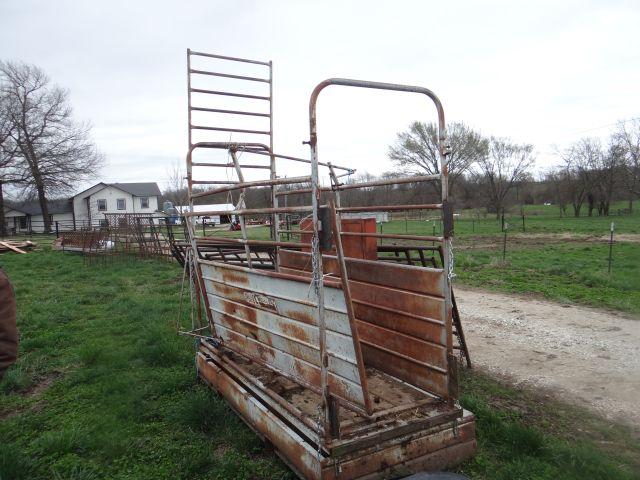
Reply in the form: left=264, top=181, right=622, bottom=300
left=456, top=286, right=640, bottom=429
left=23, top=372, right=60, bottom=396
left=456, top=232, right=640, bottom=251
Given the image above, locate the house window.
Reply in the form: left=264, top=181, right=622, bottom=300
left=140, top=197, right=149, bottom=209
left=117, top=198, right=126, bottom=210
left=97, top=199, right=107, bottom=211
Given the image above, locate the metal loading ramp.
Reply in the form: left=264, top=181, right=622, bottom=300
left=183, top=49, right=476, bottom=479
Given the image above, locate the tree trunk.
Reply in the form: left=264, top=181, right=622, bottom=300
left=573, top=203, right=581, bottom=217
left=0, top=182, right=5, bottom=237
left=35, top=180, right=51, bottom=232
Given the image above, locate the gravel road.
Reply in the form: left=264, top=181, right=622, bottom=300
left=455, top=286, right=640, bottom=428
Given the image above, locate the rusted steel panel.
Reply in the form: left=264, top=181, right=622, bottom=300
left=209, top=300, right=362, bottom=384
left=204, top=278, right=351, bottom=336
left=200, top=261, right=370, bottom=411
left=361, top=344, right=448, bottom=396
left=279, top=250, right=445, bottom=297
left=196, top=353, right=321, bottom=479
left=278, top=249, right=450, bottom=396
left=215, top=320, right=367, bottom=412
left=352, top=302, right=447, bottom=345
left=339, top=218, right=378, bottom=260
left=322, top=415, right=475, bottom=479
left=356, top=320, right=447, bottom=370
left=201, top=261, right=348, bottom=312
left=208, top=295, right=358, bottom=364
left=348, top=281, right=445, bottom=323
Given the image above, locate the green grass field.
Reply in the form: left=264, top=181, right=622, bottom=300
left=1, top=247, right=639, bottom=479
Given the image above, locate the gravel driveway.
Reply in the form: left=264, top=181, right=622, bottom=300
left=456, top=286, right=640, bottom=428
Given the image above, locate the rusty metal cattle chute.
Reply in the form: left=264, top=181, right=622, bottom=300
left=183, top=49, right=476, bottom=479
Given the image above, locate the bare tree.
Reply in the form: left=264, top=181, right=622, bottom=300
left=473, top=137, right=535, bottom=218
left=559, top=138, right=606, bottom=217
left=388, top=121, right=488, bottom=196
left=0, top=93, right=27, bottom=236
left=543, top=168, right=571, bottom=216
left=0, top=61, right=103, bottom=232
left=613, top=119, right=640, bottom=212
left=163, top=158, right=189, bottom=211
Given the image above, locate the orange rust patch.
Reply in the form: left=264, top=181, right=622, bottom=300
left=281, top=322, right=311, bottom=344
left=285, top=309, right=317, bottom=326
left=224, top=300, right=258, bottom=324
left=221, top=268, right=250, bottom=286
left=255, top=343, right=275, bottom=361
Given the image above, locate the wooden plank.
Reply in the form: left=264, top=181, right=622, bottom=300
left=0, top=241, right=27, bottom=254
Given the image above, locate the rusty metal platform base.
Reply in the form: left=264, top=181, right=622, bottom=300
left=196, top=342, right=476, bottom=480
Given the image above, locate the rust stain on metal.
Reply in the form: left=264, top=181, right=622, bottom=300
left=221, top=268, right=250, bottom=286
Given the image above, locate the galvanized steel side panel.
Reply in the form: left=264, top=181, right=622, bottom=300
left=200, top=261, right=368, bottom=410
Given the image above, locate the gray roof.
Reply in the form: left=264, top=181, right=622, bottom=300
left=6, top=198, right=74, bottom=215
left=109, top=182, right=161, bottom=197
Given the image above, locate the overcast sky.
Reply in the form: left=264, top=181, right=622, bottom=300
left=1, top=0, right=639, bottom=193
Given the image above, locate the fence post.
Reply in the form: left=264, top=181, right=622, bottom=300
left=608, top=222, right=615, bottom=274
left=202, top=220, right=206, bottom=237
left=503, top=223, right=508, bottom=260
left=522, top=213, right=525, bottom=232
left=55, top=221, right=59, bottom=238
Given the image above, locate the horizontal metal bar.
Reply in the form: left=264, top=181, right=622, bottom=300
left=190, top=106, right=270, bottom=118
left=191, top=141, right=270, bottom=152
left=189, top=50, right=271, bottom=66
left=335, top=174, right=440, bottom=191
left=236, top=147, right=354, bottom=172
left=184, top=205, right=315, bottom=217
left=337, top=204, right=442, bottom=213
left=192, top=175, right=312, bottom=198
left=191, top=162, right=270, bottom=169
left=191, top=180, right=240, bottom=185
left=195, top=236, right=308, bottom=249
left=190, top=125, right=271, bottom=135
left=189, top=88, right=270, bottom=101
left=275, top=187, right=315, bottom=196
left=340, top=232, right=444, bottom=242
left=189, top=69, right=270, bottom=83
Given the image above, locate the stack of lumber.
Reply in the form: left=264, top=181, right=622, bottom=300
left=0, top=240, right=36, bottom=254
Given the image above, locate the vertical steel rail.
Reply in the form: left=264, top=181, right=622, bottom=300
left=268, top=61, right=280, bottom=269
left=230, top=150, right=253, bottom=268
left=185, top=49, right=216, bottom=336
left=307, top=108, right=330, bottom=439
left=308, top=78, right=455, bottom=405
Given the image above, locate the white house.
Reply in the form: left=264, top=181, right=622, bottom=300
left=73, top=182, right=162, bottom=225
left=2, top=182, right=162, bottom=234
